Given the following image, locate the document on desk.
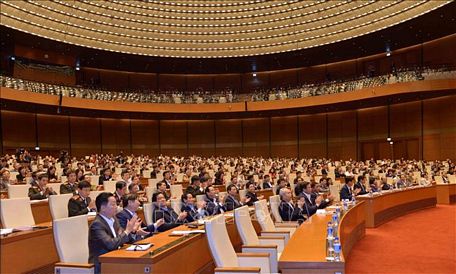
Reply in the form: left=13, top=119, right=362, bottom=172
left=126, top=244, right=152, bottom=251
left=0, top=228, right=13, bottom=236
left=87, top=211, right=97, bottom=216
left=30, top=198, right=48, bottom=204
left=170, top=230, right=205, bottom=236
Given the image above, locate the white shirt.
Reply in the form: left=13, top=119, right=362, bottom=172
left=100, top=214, right=117, bottom=237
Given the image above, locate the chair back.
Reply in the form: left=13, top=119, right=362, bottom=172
left=269, top=195, right=282, bottom=222
left=205, top=214, right=239, bottom=268
left=143, top=203, right=153, bottom=226
left=0, top=197, right=35, bottom=228
left=234, top=206, right=259, bottom=245
left=49, top=193, right=73, bottom=220
left=103, top=181, right=116, bottom=193
left=254, top=200, right=275, bottom=231
left=329, top=184, right=341, bottom=202
left=89, top=191, right=103, bottom=201
left=196, top=194, right=206, bottom=203
left=8, top=184, right=30, bottom=198
left=48, top=183, right=63, bottom=195
left=239, top=189, right=247, bottom=200
left=434, top=176, right=444, bottom=185
left=170, top=184, right=183, bottom=199
left=171, top=198, right=182, bottom=214
left=53, top=215, right=89, bottom=263
left=448, top=175, right=456, bottom=184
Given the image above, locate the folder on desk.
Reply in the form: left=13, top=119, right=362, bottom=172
left=169, top=230, right=205, bottom=236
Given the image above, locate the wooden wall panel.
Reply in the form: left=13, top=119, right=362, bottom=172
left=36, top=114, right=69, bottom=152
left=423, top=95, right=456, bottom=161
left=299, top=114, right=326, bottom=158
left=160, top=121, right=187, bottom=156
left=187, top=120, right=215, bottom=157
left=358, top=106, right=388, bottom=142
left=70, top=116, right=101, bottom=157
left=215, top=120, right=242, bottom=156
left=390, top=101, right=421, bottom=159
left=1, top=111, right=36, bottom=149
left=98, top=70, right=129, bottom=91
left=100, top=119, right=131, bottom=155
left=269, top=69, right=298, bottom=88
left=129, top=73, right=157, bottom=90
left=327, top=111, right=356, bottom=160
left=243, top=118, right=269, bottom=157
left=213, top=74, right=241, bottom=92
left=270, top=116, right=298, bottom=158
left=241, top=73, right=268, bottom=92
left=186, top=75, right=213, bottom=92
left=158, top=75, right=186, bottom=92
left=130, top=120, right=159, bottom=156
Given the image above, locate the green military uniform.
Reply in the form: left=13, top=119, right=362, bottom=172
left=60, top=182, right=78, bottom=194
left=68, top=194, right=93, bottom=217
left=28, top=185, right=57, bottom=200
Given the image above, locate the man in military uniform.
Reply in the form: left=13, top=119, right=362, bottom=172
left=68, top=180, right=96, bottom=217
left=60, top=169, right=78, bottom=194
left=28, top=173, right=57, bottom=200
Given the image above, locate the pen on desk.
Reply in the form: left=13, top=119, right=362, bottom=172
left=134, top=245, right=138, bottom=251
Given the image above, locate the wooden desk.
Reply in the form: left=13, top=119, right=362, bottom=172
left=357, top=186, right=436, bottom=228
left=279, top=202, right=366, bottom=274
left=31, top=200, right=52, bottom=224
left=0, top=224, right=59, bottom=274
left=256, top=189, right=274, bottom=201
left=436, top=184, right=456, bottom=204
left=99, top=214, right=261, bottom=274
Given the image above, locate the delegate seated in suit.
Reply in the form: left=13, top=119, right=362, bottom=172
left=299, top=182, right=330, bottom=217
left=68, top=180, right=96, bottom=217
left=204, top=186, right=226, bottom=215
left=116, top=194, right=164, bottom=237
left=28, top=173, right=57, bottom=200
left=60, top=170, right=78, bottom=194
left=180, top=192, right=207, bottom=222
left=224, top=184, right=251, bottom=211
left=340, top=176, right=360, bottom=201
left=354, top=176, right=369, bottom=195
left=89, top=192, right=145, bottom=274
left=278, top=188, right=306, bottom=223
left=185, top=175, right=205, bottom=197
left=245, top=182, right=264, bottom=206
left=262, top=175, right=273, bottom=189
left=151, top=192, right=187, bottom=232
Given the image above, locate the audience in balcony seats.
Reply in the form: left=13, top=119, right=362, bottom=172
left=185, top=175, right=205, bottom=197
left=116, top=194, right=164, bottom=237
left=180, top=192, right=207, bottom=222
left=245, top=182, right=264, bottom=206
left=156, top=181, right=170, bottom=200
left=354, top=176, right=369, bottom=195
left=89, top=192, right=143, bottom=274
left=151, top=192, right=187, bottom=232
left=98, top=168, right=112, bottom=186
left=340, top=176, right=359, bottom=201
left=299, top=182, right=330, bottom=217
left=113, top=181, right=127, bottom=206
left=279, top=188, right=306, bottom=223
left=204, top=186, right=226, bottom=215
left=28, top=173, right=57, bottom=200
left=262, top=174, right=273, bottom=189
left=68, top=180, right=96, bottom=217
left=224, top=184, right=251, bottom=211
left=60, top=169, right=79, bottom=194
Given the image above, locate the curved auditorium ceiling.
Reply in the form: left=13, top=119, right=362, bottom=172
left=0, top=0, right=451, bottom=58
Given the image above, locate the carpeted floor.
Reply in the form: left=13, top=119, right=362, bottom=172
left=346, top=205, right=456, bottom=274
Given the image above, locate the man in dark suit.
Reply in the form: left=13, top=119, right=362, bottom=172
left=116, top=194, right=164, bottom=237
left=354, top=176, right=369, bottom=195
left=299, top=182, right=330, bottom=217
left=245, top=182, right=264, bottom=206
left=151, top=192, right=187, bottom=232
left=340, top=176, right=359, bottom=201
left=60, top=170, right=79, bottom=194
left=98, top=168, right=112, bottom=186
left=180, top=193, right=207, bottom=222
left=113, top=181, right=127, bottom=206
left=185, top=175, right=204, bottom=197
left=204, top=186, right=226, bottom=215
left=278, top=188, right=306, bottom=223
left=224, top=184, right=251, bottom=211
left=68, top=180, right=96, bottom=217
left=89, top=192, right=143, bottom=274
left=262, top=175, right=273, bottom=189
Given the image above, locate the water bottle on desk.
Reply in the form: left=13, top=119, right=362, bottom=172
left=326, top=222, right=334, bottom=261
left=333, top=237, right=341, bottom=262
left=332, top=213, right=339, bottom=238
left=336, top=206, right=341, bottom=219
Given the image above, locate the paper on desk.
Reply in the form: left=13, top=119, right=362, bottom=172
left=87, top=211, right=97, bottom=216
left=170, top=230, right=205, bottom=236
left=0, top=228, right=13, bottom=235
left=316, top=209, right=327, bottom=215
left=126, top=244, right=152, bottom=251
left=30, top=199, right=48, bottom=204
left=223, top=213, right=234, bottom=217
